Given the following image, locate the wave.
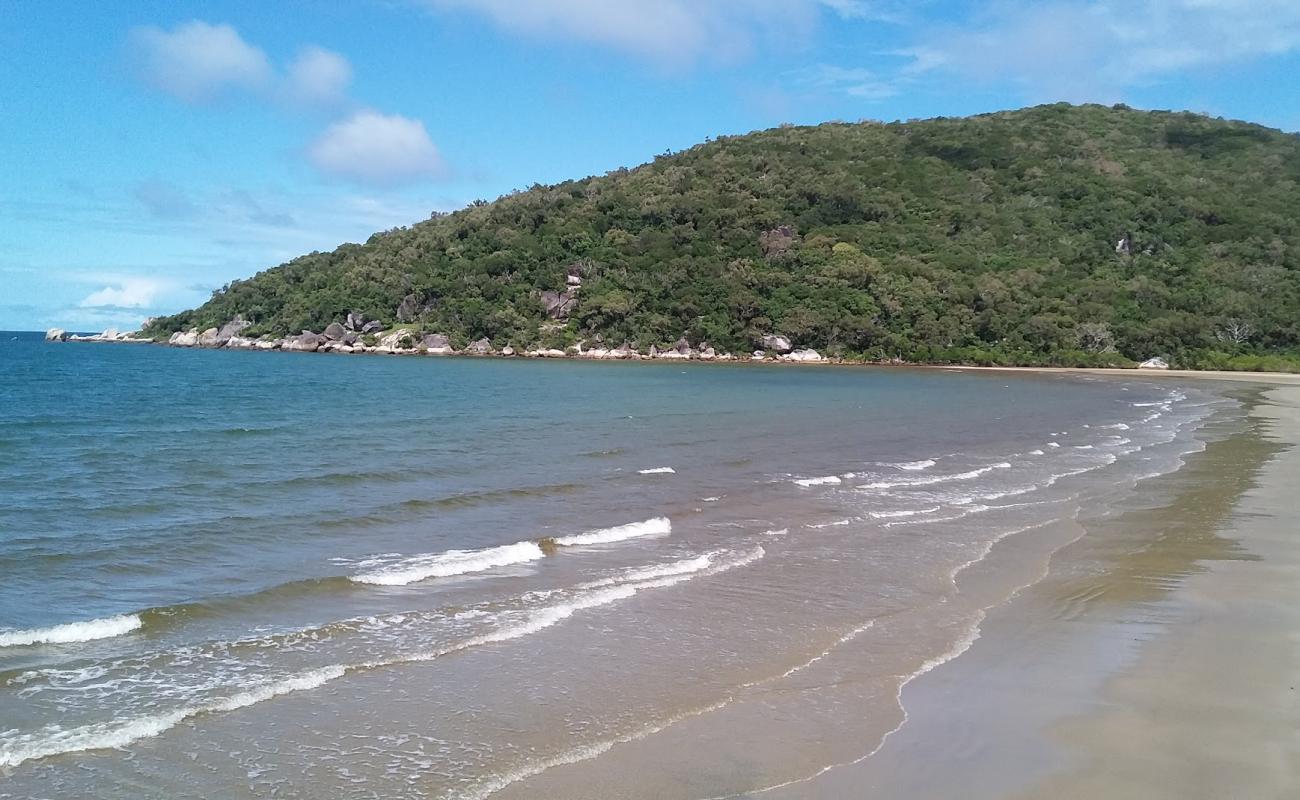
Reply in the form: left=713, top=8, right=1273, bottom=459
left=349, top=541, right=545, bottom=586
left=894, top=459, right=936, bottom=471
left=1028, top=449, right=1045, bottom=455
left=762, top=528, right=789, bottom=537
left=868, top=506, right=941, bottom=519
left=0, top=665, right=346, bottom=769
left=793, top=475, right=841, bottom=487
left=637, top=467, right=675, bottom=474
left=4, top=547, right=764, bottom=770
left=402, top=483, right=584, bottom=511
left=807, top=518, right=852, bottom=529
left=0, top=614, right=142, bottom=648
left=550, top=517, right=671, bottom=547
left=857, top=462, right=1011, bottom=490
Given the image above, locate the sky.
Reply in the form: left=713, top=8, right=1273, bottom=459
left=3, top=0, right=1299, bottom=332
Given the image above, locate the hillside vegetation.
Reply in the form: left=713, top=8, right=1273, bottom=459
left=147, top=103, right=1300, bottom=369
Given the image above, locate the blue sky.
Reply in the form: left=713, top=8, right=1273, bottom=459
left=4, top=0, right=1299, bottom=331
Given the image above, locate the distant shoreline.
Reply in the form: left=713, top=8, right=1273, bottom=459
left=43, top=330, right=1300, bottom=382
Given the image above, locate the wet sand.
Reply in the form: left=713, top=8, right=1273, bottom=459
left=763, top=381, right=1300, bottom=799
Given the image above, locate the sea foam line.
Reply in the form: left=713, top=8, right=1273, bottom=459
left=857, top=462, right=1011, bottom=490
left=349, top=541, right=545, bottom=586
left=793, top=475, right=841, bottom=487
left=550, top=516, right=671, bottom=547
left=0, top=665, right=345, bottom=769
left=637, top=467, right=675, bottom=474
left=0, top=615, right=143, bottom=648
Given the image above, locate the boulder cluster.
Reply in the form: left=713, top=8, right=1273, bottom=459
left=52, top=318, right=827, bottom=364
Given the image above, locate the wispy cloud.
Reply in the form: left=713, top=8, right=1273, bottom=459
left=134, top=180, right=198, bottom=220
left=418, top=0, right=877, bottom=66
left=903, top=0, right=1300, bottom=101
left=789, top=64, right=901, bottom=101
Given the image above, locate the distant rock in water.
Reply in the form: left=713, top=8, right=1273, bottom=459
left=44, top=328, right=67, bottom=342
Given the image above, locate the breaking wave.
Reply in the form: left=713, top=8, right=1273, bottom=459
left=0, top=615, right=143, bottom=648
left=550, top=517, right=672, bottom=547
left=349, top=541, right=545, bottom=586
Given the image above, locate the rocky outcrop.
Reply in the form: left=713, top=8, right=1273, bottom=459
left=323, top=322, right=347, bottom=341
left=396, top=293, right=421, bottom=324
left=169, top=329, right=200, bottom=347
left=761, top=334, right=793, bottom=353
left=197, top=328, right=222, bottom=348
left=784, top=348, right=824, bottom=362
left=217, top=316, right=250, bottom=343
left=501, top=345, right=516, bottom=356
left=752, top=350, right=766, bottom=361
left=346, top=311, right=366, bottom=331
left=759, top=225, right=797, bottom=258
left=465, top=337, right=492, bottom=355
left=44, top=328, right=68, bottom=341
left=698, top=345, right=717, bottom=361
left=284, top=331, right=324, bottom=352
left=421, top=333, right=454, bottom=354
left=376, top=329, right=417, bottom=354
left=541, top=289, right=578, bottom=320
left=361, top=320, right=383, bottom=335
left=1139, top=357, right=1170, bottom=370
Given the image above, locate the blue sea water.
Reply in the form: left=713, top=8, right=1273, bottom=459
left=0, top=331, right=1229, bottom=797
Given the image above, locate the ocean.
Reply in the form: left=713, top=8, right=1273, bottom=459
left=0, top=331, right=1233, bottom=798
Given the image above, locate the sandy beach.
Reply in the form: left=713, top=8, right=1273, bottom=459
left=756, top=378, right=1300, bottom=799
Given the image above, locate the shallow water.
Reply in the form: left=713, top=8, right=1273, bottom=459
left=0, top=332, right=1232, bottom=798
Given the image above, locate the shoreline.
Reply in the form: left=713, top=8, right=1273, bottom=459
left=45, top=330, right=1300, bottom=381
left=762, top=379, right=1300, bottom=798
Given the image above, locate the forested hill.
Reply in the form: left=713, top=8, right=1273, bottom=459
left=146, top=103, right=1300, bottom=369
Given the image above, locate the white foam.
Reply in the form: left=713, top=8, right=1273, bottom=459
left=857, top=462, right=1011, bottom=490
left=0, top=666, right=344, bottom=768
left=793, top=475, right=842, bottom=487
left=762, top=528, right=789, bottom=537
left=807, top=518, right=852, bottom=529
left=637, top=467, right=675, bottom=474
left=868, top=506, right=941, bottom=519
left=0, top=614, right=142, bottom=648
left=461, top=546, right=762, bottom=651
left=552, top=517, right=671, bottom=547
left=895, top=459, right=936, bottom=471
left=350, top=541, right=544, bottom=586
left=1028, top=449, right=1045, bottom=455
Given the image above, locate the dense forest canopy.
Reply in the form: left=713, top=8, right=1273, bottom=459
left=146, top=103, right=1300, bottom=369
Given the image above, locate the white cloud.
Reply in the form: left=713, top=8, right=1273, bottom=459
left=78, top=276, right=172, bottom=309
left=308, top=111, right=446, bottom=186
left=283, top=45, right=353, bottom=106
left=129, top=21, right=272, bottom=102
left=421, top=0, right=871, bottom=64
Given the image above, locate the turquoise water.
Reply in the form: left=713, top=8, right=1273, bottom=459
left=0, top=332, right=1229, bottom=797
